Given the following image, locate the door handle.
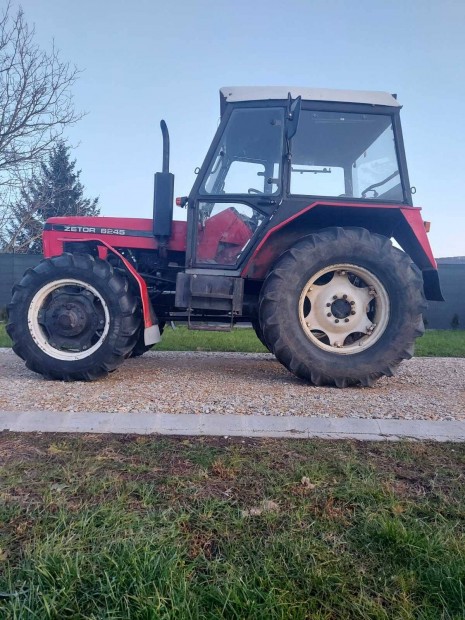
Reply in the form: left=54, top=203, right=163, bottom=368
left=256, top=199, right=276, bottom=206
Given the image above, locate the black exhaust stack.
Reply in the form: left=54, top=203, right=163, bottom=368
left=153, top=120, right=174, bottom=244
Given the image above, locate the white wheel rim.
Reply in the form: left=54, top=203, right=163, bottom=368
left=298, top=264, right=390, bottom=355
left=28, top=278, right=110, bottom=361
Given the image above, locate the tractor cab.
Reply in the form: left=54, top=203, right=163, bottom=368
left=172, top=87, right=410, bottom=273
left=169, top=87, right=424, bottom=323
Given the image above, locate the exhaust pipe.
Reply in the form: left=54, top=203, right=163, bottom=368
left=160, top=119, right=170, bottom=174
left=153, top=120, right=174, bottom=242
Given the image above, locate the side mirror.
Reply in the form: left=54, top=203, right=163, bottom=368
left=286, top=94, right=301, bottom=140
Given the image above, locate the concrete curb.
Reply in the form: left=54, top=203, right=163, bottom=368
left=1, top=411, right=464, bottom=441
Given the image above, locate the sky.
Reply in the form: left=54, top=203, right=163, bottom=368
left=17, top=0, right=465, bottom=257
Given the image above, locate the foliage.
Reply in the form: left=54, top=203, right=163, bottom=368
left=4, top=141, right=98, bottom=253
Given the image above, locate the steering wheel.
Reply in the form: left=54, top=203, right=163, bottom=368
left=361, top=171, right=399, bottom=198
left=248, top=188, right=262, bottom=195
left=361, top=188, right=379, bottom=199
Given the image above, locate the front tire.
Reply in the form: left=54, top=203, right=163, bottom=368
left=7, top=253, right=139, bottom=381
left=258, top=227, right=426, bottom=387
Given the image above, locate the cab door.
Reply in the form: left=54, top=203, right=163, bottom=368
left=186, top=106, right=285, bottom=270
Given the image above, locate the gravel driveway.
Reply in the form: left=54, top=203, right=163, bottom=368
left=1, top=348, right=464, bottom=421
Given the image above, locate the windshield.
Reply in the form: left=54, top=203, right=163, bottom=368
left=201, top=107, right=284, bottom=196
left=290, top=110, right=404, bottom=201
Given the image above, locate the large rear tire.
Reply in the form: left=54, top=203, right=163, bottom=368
left=251, top=319, right=272, bottom=352
left=7, top=253, right=139, bottom=381
left=258, top=227, right=426, bottom=387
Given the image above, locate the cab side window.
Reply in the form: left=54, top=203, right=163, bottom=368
left=201, top=108, right=284, bottom=196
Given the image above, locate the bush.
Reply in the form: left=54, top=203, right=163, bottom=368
left=451, top=313, right=460, bottom=330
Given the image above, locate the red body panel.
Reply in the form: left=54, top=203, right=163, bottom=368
left=90, top=239, right=155, bottom=329
left=42, top=201, right=440, bottom=306
left=400, top=208, right=437, bottom=268
left=241, top=201, right=437, bottom=279
left=43, top=216, right=187, bottom=258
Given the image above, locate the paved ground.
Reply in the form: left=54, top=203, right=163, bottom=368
left=1, top=410, right=465, bottom=441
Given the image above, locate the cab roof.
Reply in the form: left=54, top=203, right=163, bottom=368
left=219, top=86, right=400, bottom=116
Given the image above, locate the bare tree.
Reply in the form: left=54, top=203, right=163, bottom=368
left=0, top=3, right=82, bottom=249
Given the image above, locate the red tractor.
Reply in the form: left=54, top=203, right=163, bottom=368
left=7, top=87, right=443, bottom=387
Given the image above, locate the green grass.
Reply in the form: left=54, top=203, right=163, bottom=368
left=414, top=329, right=465, bottom=357
left=0, top=435, right=464, bottom=619
left=1, top=322, right=464, bottom=356
left=0, top=322, right=10, bottom=347
left=155, top=325, right=269, bottom=352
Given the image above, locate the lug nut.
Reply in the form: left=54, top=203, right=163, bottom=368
left=344, top=318, right=349, bottom=322
left=333, top=295, right=338, bottom=300
left=335, top=319, right=339, bottom=323
left=326, top=303, right=331, bottom=307
left=327, top=313, right=331, bottom=317
left=350, top=310, right=356, bottom=315
left=343, top=294, right=347, bottom=299
left=350, top=300, right=355, bottom=306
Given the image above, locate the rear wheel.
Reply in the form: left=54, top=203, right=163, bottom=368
left=258, top=227, right=426, bottom=387
left=251, top=318, right=272, bottom=352
left=7, top=253, right=139, bottom=381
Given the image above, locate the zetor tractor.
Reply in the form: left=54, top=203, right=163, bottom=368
left=7, top=87, right=443, bottom=387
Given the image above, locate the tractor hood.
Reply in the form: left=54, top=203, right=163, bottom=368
left=43, top=216, right=187, bottom=256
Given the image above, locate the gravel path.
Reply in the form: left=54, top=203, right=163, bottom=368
left=1, top=348, right=464, bottom=420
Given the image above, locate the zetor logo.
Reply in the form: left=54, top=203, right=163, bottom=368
left=63, top=225, right=126, bottom=235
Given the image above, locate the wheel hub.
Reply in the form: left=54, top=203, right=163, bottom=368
left=330, top=297, right=352, bottom=319
left=299, top=264, right=390, bottom=354
left=42, top=294, right=100, bottom=348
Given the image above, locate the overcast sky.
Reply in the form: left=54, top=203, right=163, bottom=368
left=18, top=0, right=465, bottom=257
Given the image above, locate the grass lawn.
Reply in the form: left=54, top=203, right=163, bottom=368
left=0, top=435, right=464, bottom=619
left=1, top=322, right=464, bottom=356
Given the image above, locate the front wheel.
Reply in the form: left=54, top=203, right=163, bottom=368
left=258, top=227, right=426, bottom=387
left=7, top=253, right=139, bottom=381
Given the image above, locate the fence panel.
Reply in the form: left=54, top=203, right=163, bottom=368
left=0, top=254, right=43, bottom=308
left=0, top=254, right=464, bottom=330
left=424, top=264, right=465, bottom=330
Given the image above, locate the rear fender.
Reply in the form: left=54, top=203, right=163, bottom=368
left=242, top=202, right=443, bottom=301
left=396, top=209, right=443, bottom=301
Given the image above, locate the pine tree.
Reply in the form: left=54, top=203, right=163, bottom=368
left=5, top=141, right=99, bottom=253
